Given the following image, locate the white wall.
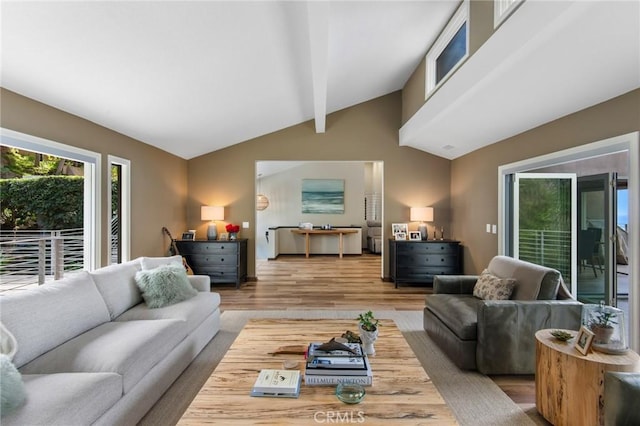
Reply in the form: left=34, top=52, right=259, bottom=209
left=256, top=161, right=367, bottom=259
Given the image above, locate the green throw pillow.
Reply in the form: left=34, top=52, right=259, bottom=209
left=134, top=263, right=198, bottom=308
left=1, top=354, right=26, bottom=416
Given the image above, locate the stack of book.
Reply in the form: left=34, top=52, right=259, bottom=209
left=304, top=342, right=373, bottom=386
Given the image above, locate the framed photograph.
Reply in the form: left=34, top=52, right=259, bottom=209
left=574, top=326, right=595, bottom=355
left=409, top=231, right=421, bottom=241
left=219, top=232, right=229, bottom=241
left=181, top=231, right=195, bottom=240
left=392, top=223, right=408, bottom=236
left=394, top=232, right=407, bottom=240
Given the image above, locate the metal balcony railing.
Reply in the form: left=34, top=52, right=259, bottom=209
left=0, top=229, right=84, bottom=292
left=519, top=229, right=572, bottom=281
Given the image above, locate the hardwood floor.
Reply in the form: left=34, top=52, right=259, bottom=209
left=214, top=253, right=540, bottom=418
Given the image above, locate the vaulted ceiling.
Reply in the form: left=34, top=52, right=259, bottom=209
left=2, top=1, right=638, bottom=161
left=1, top=1, right=457, bottom=159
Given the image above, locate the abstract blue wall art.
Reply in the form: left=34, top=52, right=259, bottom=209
left=301, top=179, right=345, bottom=214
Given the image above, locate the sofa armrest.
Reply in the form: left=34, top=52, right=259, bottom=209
left=433, top=275, right=478, bottom=294
left=188, top=275, right=211, bottom=292
left=605, top=372, right=640, bottom=426
left=476, top=300, right=583, bottom=374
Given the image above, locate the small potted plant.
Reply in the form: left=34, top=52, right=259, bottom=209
left=357, top=310, right=379, bottom=355
left=588, top=309, right=617, bottom=344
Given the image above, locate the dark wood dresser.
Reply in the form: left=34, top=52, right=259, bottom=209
left=175, top=239, right=247, bottom=289
left=388, top=239, right=462, bottom=287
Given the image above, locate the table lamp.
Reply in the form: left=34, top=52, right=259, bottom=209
left=410, top=207, right=434, bottom=240
left=201, top=206, right=224, bottom=240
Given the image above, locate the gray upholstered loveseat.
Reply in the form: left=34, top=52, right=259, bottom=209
left=604, top=372, right=640, bottom=425
left=0, top=255, right=220, bottom=425
left=424, top=255, right=582, bottom=374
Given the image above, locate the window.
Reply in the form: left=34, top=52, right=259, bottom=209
left=108, top=155, right=131, bottom=264
left=1, top=128, right=101, bottom=271
left=425, top=0, right=469, bottom=97
left=494, top=0, right=524, bottom=28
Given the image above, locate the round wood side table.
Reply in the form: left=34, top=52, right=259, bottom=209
left=535, top=328, right=640, bottom=426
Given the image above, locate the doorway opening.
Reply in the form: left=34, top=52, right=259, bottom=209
left=498, top=132, right=638, bottom=351
left=255, top=161, right=384, bottom=278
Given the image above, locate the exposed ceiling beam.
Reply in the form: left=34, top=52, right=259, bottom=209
left=306, top=1, right=329, bottom=133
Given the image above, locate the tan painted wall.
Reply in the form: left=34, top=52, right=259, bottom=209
left=451, top=89, right=640, bottom=273
left=187, top=92, right=451, bottom=279
left=0, top=88, right=188, bottom=265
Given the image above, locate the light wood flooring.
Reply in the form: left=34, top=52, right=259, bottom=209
left=215, top=253, right=540, bottom=417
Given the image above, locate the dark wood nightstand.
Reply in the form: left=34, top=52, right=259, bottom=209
left=175, top=239, right=247, bottom=289
left=388, top=239, right=462, bottom=288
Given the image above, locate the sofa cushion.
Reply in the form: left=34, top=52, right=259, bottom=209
left=2, top=373, right=122, bottom=426
left=425, top=294, right=481, bottom=340
left=1, top=354, right=26, bottom=416
left=116, top=292, right=220, bottom=335
left=473, top=270, right=516, bottom=300
left=487, top=255, right=560, bottom=300
left=0, top=271, right=110, bottom=368
left=140, top=255, right=183, bottom=270
left=134, top=264, right=198, bottom=308
left=19, top=319, right=186, bottom=393
left=90, top=259, right=143, bottom=320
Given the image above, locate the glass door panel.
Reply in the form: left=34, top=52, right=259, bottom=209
left=513, top=173, right=577, bottom=294
left=576, top=173, right=617, bottom=307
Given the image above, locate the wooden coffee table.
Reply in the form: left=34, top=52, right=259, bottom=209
left=179, top=318, right=457, bottom=425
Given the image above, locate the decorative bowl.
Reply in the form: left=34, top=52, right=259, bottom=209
left=550, top=330, right=574, bottom=342
left=335, top=383, right=366, bottom=404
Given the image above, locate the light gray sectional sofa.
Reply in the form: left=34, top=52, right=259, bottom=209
left=0, top=255, right=220, bottom=425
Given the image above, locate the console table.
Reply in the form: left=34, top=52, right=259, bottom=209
left=290, top=229, right=359, bottom=258
left=175, top=239, right=247, bottom=288
left=535, top=328, right=640, bottom=426
left=388, top=239, right=461, bottom=287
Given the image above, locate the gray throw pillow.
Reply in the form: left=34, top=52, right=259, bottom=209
left=134, top=263, right=198, bottom=309
left=473, top=269, right=516, bottom=300
left=1, top=354, right=26, bottom=416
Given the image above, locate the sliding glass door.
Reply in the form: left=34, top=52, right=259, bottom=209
left=511, top=173, right=577, bottom=293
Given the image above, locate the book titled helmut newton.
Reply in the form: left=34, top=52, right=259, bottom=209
left=251, top=369, right=301, bottom=398
left=304, top=342, right=372, bottom=386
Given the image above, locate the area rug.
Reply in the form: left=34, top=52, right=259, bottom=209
left=140, top=310, right=538, bottom=425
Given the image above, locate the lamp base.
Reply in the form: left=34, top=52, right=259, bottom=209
left=418, top=223, right=428, bottom=240
left=207, top=223, right=218, bottom=240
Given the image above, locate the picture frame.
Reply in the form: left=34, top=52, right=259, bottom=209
left=574, top=325, right=595, bottom=355
left=392, top=223, right=408, bottom=236
left=409, top=231, right=422, bottom=241
left=181, top=231, right=195, bottom=240
left=394, top=232, right=407, bottom=240
left=219, top=232, right=229, bottom=241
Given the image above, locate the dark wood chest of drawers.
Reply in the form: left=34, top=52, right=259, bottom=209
left=388, top=239, right=462, bottom=287
left=175, top=239, right=247, bottom=288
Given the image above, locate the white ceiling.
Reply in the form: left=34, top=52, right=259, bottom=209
left=2, top=1, right=638, bottom=161
left=1, top=0, right=457, bottom=159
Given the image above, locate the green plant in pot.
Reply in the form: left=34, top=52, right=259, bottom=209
left=357, top=311, right=379, bottom=355
left=589, top=310, right=618, bottom=344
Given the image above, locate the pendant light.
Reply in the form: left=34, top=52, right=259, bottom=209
left=256, top=173, right=269, bottom=211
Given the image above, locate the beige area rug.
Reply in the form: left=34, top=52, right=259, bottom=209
left=140, top=310, right=541, bottom=426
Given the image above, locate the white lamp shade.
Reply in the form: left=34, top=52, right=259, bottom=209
left=410, top=207, right=434, bottom=222
left=201, top=206, right=224, bottom=221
